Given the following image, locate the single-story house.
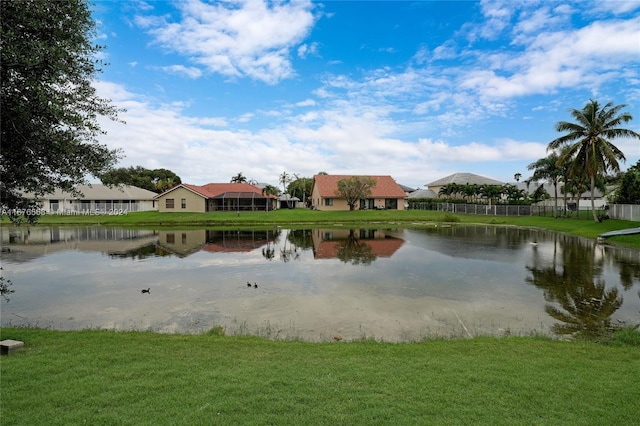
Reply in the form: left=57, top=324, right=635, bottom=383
left=278, top=194, right=301, bottom=209
left=398, top=183, right=419, bottom=195
left=426, top=172, right=504, bottom=197
left=310, top=174, right=407, bottom=211
left=22, top=184, right=157, bottom=213
left=155, top=183, right=277, bottom=213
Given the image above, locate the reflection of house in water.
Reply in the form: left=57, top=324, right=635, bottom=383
left=0, top=226, right=158, bottom=263
left=311, top=229, right=404, bottom=262
left=156, top=229, right=278, bottom=257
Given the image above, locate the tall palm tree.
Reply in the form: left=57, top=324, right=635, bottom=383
left=279, top=172, right=293, bottom=208
left=548, top=100, right=639, bottom=222
left=261, top=184, right=280, bottom=212
left=527, top=151, right=563, bottom=217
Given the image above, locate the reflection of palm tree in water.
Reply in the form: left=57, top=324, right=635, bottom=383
left=279, top=230, right=300, bottom=263
left=526, top=236, right=623, bottom=338
left=261, top=230, right=278, bottom=261
left=262, top=245, right=275, bottom=261
left=544, top=273, right=622, bottom=337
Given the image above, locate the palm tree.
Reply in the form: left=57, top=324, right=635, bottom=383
left=230, top=172, right=247, bottom=183
left=439, top=183, right=463, bottom=200
left=279, top=172, right=293, bottom=208
left=261, top=184, right=280, bottom=212
left=548, top=100, right=640, bottom=222
left=479, top=184, right=502, bottom=206
left=527, top=151, right=563, bottom=217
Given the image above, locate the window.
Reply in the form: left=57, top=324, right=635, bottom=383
left=166, top=198, right=175, bottom=209
left=181, top=198, right=186, bottom=209
left=324, top=198, right=333, bottom=206
left=166, top=233, right=175, bottom=244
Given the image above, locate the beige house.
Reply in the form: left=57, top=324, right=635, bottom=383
left=310, top=174, right=407, bottom=211
left=155, top=183, right=276, bottom=213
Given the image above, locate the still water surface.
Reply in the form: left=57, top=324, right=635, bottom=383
left=1, top=225, right=639, bottom=341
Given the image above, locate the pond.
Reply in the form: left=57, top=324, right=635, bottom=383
left=1, top=225, right=639, bottom=342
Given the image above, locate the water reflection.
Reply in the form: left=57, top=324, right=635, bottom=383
left=157, top=229, right=280, bottom=257
left=1, top=225, right=638, bottom=341
left=526, top=235, right=626, bottom=338
left=312, top=228, right=404, bottom=265
left=0, top=226, right=158, bottom=262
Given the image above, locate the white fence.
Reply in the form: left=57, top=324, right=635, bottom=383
left=409, top=202, right=536, bottom=216
left=608, top=204, right=640, bottom=221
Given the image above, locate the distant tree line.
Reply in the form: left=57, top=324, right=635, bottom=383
left=100, top=166, right=182, bottom=193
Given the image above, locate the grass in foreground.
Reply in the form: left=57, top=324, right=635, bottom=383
left=1, top=328, right=639, bottom=425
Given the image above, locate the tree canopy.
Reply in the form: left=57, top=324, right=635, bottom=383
left=287, top=176, right=313, bottom=206
left=614, top=160, right=640, bottom=205
left=0, top=0, right=123, bottom=220
left=100, top=166, right=182, bottom=193
left=335, top=176, right=377, bottom=211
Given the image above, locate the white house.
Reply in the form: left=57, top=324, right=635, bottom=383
left=24, top=184, right=158, bottom=213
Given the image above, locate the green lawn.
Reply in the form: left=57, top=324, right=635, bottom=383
left=1, top=328, right=639, bottom=425
left=2, top=209, right=638, bottom=248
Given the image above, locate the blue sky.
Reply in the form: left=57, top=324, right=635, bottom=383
left=91, top=0, right=640, bottom=189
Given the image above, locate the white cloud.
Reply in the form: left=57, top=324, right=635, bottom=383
left=296, top=99, right=316, bottom=107
left=417, top=138, right=546, bottom=163
left=592, top=1, right=640, bottom=15
left=297, top=42, right=319, bottom=58
left=432, top=40, right=458, bottom=60
left=467, top=0, right=518, bottom=41
left=136, top=0, right=317, bottom=84
left=460, top=16, right=640, bottom=99
left=160, top=65, right=203, bottom=79
left=235, top=113, right=254, bottom=123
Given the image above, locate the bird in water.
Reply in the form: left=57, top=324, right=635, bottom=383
left=530, top=241, right=538, bottom=246
left=141, top=288, right=150, bottom=294
left=247, top=281, right=252, bottom=287
left=254, top=282, right=258, bottom=289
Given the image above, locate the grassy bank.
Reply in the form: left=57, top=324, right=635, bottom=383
left=1, top=328, right=639, bottom=425
left=2, top=209, right=638, bottom=248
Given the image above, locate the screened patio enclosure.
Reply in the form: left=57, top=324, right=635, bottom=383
left=208, top=192, right=272, bottom=212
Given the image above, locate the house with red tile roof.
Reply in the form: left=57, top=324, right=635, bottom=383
left=310, top=174, right=407, bottom=211
left=155, top=183, right=277, bottom=213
